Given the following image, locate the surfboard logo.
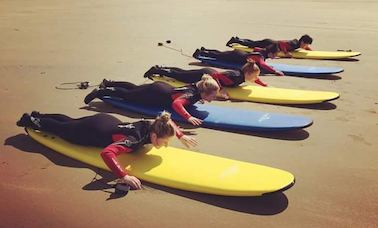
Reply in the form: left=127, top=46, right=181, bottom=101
left=258, top=113, right=271, bottom=122
left=114, top=136, right=138, bottom=148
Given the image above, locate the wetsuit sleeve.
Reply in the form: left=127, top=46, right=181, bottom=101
left=278, top=41, right=288, bottom=53
left=169, top=120, right=184, bottom=139
left=254, top=78, right=268, bottom=87
left=248, top=55, right=277, bottom=74
left=101, top=142, right=133, bottom=178
left=172, top=97, right=192, bottom=120
left=210, top=72, right=234, bottom=86
left=258, top=59, right=277, bottom=74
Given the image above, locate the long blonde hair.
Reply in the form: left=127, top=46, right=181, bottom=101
left=150, top=111, right=175, bottom=138
left=197, top=74, right=220, bottom=94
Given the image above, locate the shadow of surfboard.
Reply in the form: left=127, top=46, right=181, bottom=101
left=5, top=134, right=289, bottom=215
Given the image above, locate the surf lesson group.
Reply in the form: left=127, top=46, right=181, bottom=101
left=16, top=34, right=360, bottom=196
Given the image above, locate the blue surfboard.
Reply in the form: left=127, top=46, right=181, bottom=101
left=101, top=97, right=313, bottom=131
left=195, top=56, right=344, bottom=76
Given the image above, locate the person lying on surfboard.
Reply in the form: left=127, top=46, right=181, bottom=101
left=143, top=62, right=265, bottom=100
left=193, top=45, right=285, bottom=76
left=84, top=76, right=220, bottom=126
left=17, top=111, right=197, bottom=190
left=226, top=34, right=313, bottom=57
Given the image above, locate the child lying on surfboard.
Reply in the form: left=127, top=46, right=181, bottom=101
left=17, top=111, right=197, bottom=190
left=143, top=62, right=265, bottom=100
left=226, top=34, right=313, bottom=57
left=84, top=76, right=220, bottom=126
left=193, top=45, right=285, bottom=76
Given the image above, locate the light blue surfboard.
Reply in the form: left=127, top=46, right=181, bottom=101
left=101, top=97, right=313, bottom=131
left=196, top=56, right=344, bottom=76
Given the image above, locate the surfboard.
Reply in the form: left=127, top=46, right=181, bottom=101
left=195, top=56, right=344, bottom=76
left=101, top=97, right=313, bottom=131
left=231, top=44, right=361, bottom=60
left=151, top=76, right=339, bottom=104
left=26, top=128, right=295, bottom=196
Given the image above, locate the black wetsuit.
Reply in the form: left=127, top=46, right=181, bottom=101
left=24, top=112, right=184, bottom=178
left=34, top=113, right=151, bottom=148
left=196, top=48, right=277, bottom=74
left=232, top=38, right=300, bottom=52
left=155, top=67, right=245, bottom=87
left=96, top=81, right=174, bottom=106
left=94, top=81, right=202, bottom=119
left=198, top=49, right=251, bottom=64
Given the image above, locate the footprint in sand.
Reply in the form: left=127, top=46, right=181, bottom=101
left=348, top=134, right=372, bottom=146
left=335, top=116, right=349, bottom=122
left=0, top=161, right=9, bottom=167
left=365, top=109, right=377, bottom=114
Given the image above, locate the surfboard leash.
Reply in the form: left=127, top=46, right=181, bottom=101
left=55, top=81, right=99, bottom=90
left=157, top=40, right=194, bottom=59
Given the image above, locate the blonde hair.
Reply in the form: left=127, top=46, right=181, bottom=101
left=197, top=74, right=220, bottom=94
left=151, top=111, right=175, bottom=138
left=241, top=61, right=260, bottom=75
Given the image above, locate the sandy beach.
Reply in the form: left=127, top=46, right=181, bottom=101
left=1, top=0, right=377, bottom=227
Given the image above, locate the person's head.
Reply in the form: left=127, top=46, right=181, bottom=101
left=265, top=44, right=280, bottom=59
left=241, top=61, right=260, bottom=82
left=150, top=111, right=175, bottom=149
left=197, top=75, right=220, bottom=102
left=299, top=34, right=313, bottom=49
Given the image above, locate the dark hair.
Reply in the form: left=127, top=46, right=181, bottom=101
left=265, top=43, right=279, bottom=55
left=299, top=34, right=313, bottom=44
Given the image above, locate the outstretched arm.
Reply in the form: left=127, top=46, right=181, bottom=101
left=169, top=119, right=198, bottom=148
left=172, top=97, right=203, bottom=126
left=254, top=78, right=268, bottom=87
left=251, top=57, right=283, bottom=76
left=101, top=142, right=142, bottom=189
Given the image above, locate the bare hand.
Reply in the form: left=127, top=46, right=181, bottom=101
left=179, top=135, right=198, bottom=148
left=219, top=89, right=230, bottom=100
left=188, top=117, right=203, bottom=126
left=275, top=71, right=284, bottom=76
left=118, top=175, right=142, bottom=190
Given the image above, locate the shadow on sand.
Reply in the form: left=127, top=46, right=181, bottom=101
left=5, top=133, right=290, bottom=215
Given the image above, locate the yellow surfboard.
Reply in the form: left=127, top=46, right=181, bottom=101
left=26, top=128, right=295, bottom=196
left=231, top=44, right=361, bottom=60
left=152, top=76, right=339, bottom=104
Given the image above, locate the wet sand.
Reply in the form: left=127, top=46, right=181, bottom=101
left=1, top=0, right=377, bottom=227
